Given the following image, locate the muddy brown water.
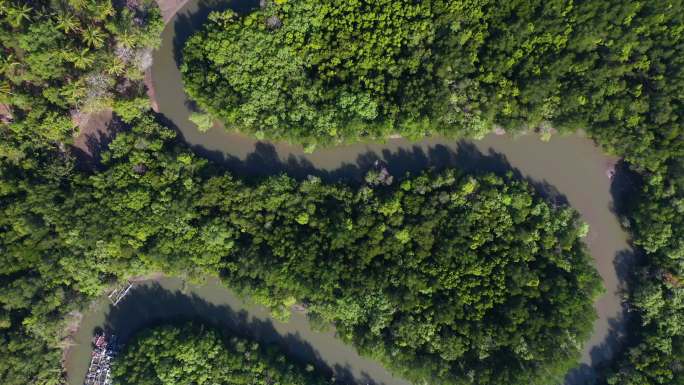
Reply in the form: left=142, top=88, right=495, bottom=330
left=65, top=277, right=411, bottom=385
left=64, top=1, right=635, bottom=384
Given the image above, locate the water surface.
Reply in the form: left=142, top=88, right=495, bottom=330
left=65, top=277, right=410, bottom=385
left=65, top=1, right=637, bottom=384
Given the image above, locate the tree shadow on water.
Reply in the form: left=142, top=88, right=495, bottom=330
left=563, top=315, right=631, bottom=385
left=563, top=248, right=639, bottom=385
left=608, top=160, right=641, bottom=220
left=188, top=135, right=570, bottom=207
left=101, top=282, right=382, bottom=385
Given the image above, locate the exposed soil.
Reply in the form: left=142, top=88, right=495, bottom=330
left=72, top=0, right=184, bottom=158
left=0, top=103, right=12, bottom=123
left=71, top=109, right=114, bottom=160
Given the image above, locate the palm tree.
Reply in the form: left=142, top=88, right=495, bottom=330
left=55, top=12, right=80, bottom=34
left=0, top=82, right=12, bottom=96
left=59, top=80, right=86, bottom=104
left=117, top=32, right=137, bottom=49
left=68, top=0, right=88, bottom=12
left=68, top=48, right=94, bottom=69
left=0, top=54, right=20, bottom=78
left=82, top=26, right=106, bottom=48
left=106, top=56, right=126, bottom=76
left=92, top=2, right=115, bottom=21
left=7, top=3, right=32, bottom=28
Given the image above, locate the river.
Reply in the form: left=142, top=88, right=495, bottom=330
left=65, top=1, right=635, bottom=384
left=65, top=277, right=412, bottom=385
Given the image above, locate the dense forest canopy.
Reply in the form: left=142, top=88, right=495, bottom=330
left=0, top=0, right=162, bottom=161
left=182, top=2, right=684, bottom=379
left=0, top=1, right=162, bottom=384
left=180, top=0, right=683, bottom=154
left=0, top=0, right=683, bottom=385
left=2, top=115, right=601, bottom=385
left=112, top=323, right=329, bottom=385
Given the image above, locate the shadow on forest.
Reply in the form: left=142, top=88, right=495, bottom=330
left=100, top=282, right=381, bottom=385
left=172, top=0, right=260, bottom=68
left=71, top=115, right=127, bottom=171
left=77, top=112, right=639, bottom=385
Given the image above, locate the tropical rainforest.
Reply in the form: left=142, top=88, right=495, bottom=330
left=2, top=113, right=602, bottom=385
left=112, top=323, right=329, bottom=385
left=0, top=1, right=683, bottom=385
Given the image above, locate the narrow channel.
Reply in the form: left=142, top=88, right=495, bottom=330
left=66, top=277, right=413, bottom=385
left=65, top=1, right=635, bottom=384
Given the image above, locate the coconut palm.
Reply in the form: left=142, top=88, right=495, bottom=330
left=82, top=26, right=106, bottom=48
left=59, top=80, right=86, bottom=104
left=6, top=3, right=32, bottom=28
left=106, top=55, right=126, bottom=76
left=92, top=1, right=115, bottom=21
left=68, top=0, right=88, bottom=11
left=0, top=82, right=12, bottom=96
left=55, top=12, right=80, bottom=34
left=0, top=54, right=20, bottom=78
left=66, top=48, right=95, bottom=69
left=117, top=32, right=137, bottom=49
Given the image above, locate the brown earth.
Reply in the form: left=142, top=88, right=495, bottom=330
left=72, top=0, right=185, bottom=158
left=71, top=109, right=114, bottom=159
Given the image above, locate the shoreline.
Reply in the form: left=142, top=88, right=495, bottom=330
left=66, top=1, right=633, bottom=385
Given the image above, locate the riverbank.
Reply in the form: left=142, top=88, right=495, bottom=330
left=65, top=1, right=636, bottom=384
left=64, top=276, right=413, bottom=385
left=150, top=2, right=633, bottom=375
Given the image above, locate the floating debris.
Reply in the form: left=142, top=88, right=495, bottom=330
left=107, top=281, right=133, bottom=306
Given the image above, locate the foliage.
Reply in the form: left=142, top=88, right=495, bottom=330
left=182, top=2, right=684, bottom=381
left=181, top=1, right=453, bottom=147
left=188, top=111, right=215, bottom=132
left=112, top=323, right=329, bottom=385
left=0, top=1, right=162, bottom=384
left=0, top=0, right=163, bottom=155
left=0, top=115, right=601, bottom=385
left=1, top=0, right=683, bottom=384
left=562, top=2, right=684, bottom=383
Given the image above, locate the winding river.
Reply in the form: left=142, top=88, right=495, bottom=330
left=65, top=1, right=635, bottom=384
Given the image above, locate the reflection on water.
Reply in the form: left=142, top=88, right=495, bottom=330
left=65, top=0, right=643, bottom=384
left=65, top=277, right=411, bottom=385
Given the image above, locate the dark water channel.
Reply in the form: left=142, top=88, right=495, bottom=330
left=65, top=1, right=637, bottom=384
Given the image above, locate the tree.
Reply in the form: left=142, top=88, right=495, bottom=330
left=81, top=26, right=106, bottom=48
left=55, top=13, right=80, bottom=34
left=112, top=323, right=330, bottom=385
left=188, top=112, right=214, bottom=132
left=6, top=4, right=31, bottom=28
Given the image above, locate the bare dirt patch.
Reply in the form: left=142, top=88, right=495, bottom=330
left=71, top=109, right=114, bottom=159
left=72, top=0, right=184, bottom=159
